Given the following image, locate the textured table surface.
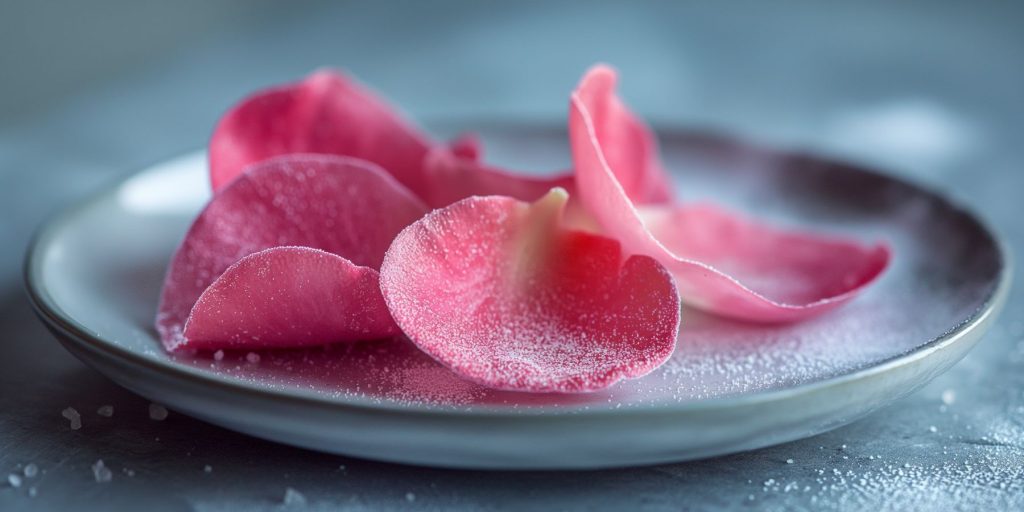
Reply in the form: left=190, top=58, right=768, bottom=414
left=1, top=2, right=1022, bottom=510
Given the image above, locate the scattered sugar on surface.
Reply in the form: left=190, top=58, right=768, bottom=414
left=91, top=460, right=112, bottom=483
left=96, top=405, right=114, bottom=417
left=750, top=450, right=1024, bottom=511
left=23, top=463, right=38, bottom=478
left=7, top=473, right=22, bottom=488
left=942, top=389, right=957, bottom=406
left=61, top=407, right=81, bottom=430
left=728, top=405, right=1024, bottom=511
left=282, top=487, right=307, bottom=506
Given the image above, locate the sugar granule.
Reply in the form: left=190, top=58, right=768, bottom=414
left=283, top=487, right=307, bottom=506
left=61, top=407, right=81, bottom=430
left=942, top=389, right=957, bottom=406
left=92, top=460, right=112, bottom=483
left=149, top=403, right=169, bottom=421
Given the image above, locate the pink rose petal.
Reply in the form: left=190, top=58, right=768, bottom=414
left=447, top=132, right=483, bottom=161
left=570, top=64, right=891, bottom=322
left=157, top=154, right=427, bottom=350
left=184, top=247, right=398, bottom=350
left=209, top=69, right=433, bottom=194
left=380, top=188, right=681, bottom=393
left=422, top=145, right=575, bottom=207
left=640, top=204, right=891, bottom=321
left=210, top=70, right=572, bottom=209
left=570, top=67, right=673, bottom=205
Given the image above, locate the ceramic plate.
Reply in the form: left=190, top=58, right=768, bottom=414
left=25, top=124, right=1009, bottom=469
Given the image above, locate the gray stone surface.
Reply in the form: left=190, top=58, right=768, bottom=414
left=1, top=1, right=1022, bottom=510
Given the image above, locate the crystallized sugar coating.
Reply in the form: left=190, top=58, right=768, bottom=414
left=156, top=155, right=427, bottom=351
left=185, top=247, right=398, bottom=349
left=380, top=189, right=680, bottom=392
left=569, top=64, right=890, bottom=322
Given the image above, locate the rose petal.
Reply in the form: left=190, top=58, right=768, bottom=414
left=209, top=69, right=433, bottom=194
left=157, top=154, right=428, bottom=350
left=570, top=66, right=673, bottom=205
left=640, top=204, right=891, bottom=321
left=447, top=132, right=483, bottom=161
left=380, top=188, right=680, bottom=392
left=184, top=247, right=398, bottom=350
left=570, top=64, right=891, bottom=322
left=210, top=70, right=570, bottom=209
left=422, top=146, right=575, bottom=207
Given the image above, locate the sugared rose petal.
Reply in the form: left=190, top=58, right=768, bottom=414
left=422, top=145, right=575, bottom=207
left=184, top=247, right=398, bottom=350
left=157, top=154, right=427, bottom=350
left=570, top=65, right=890, bottom=322
left=570, top=67, right=673, bottom=206
left=209, top=69, right=433, bottom=194
left=640, top=204, right=891, bottom=321
left=380, top=188, right=680, bottom=393
left=210, top=70, right=574, bottom=209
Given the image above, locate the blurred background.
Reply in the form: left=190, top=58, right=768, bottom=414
left=2, top=0, right=1022, bottom=285
left=1, top=1, right=1022, bottom=510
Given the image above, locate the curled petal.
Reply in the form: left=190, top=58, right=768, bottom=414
left=570, top=66, right=673, bottom=205
left=380, top=189, right=681, bottom=393
left=184, top=247, right=399, bottom=350
left=640, top=204, right=891, bottom=321
left=570, top=64, right=891, bottom=322
left=157, top=154, right=427, bottom=350
left=209, top=69, right=433, bottom=194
